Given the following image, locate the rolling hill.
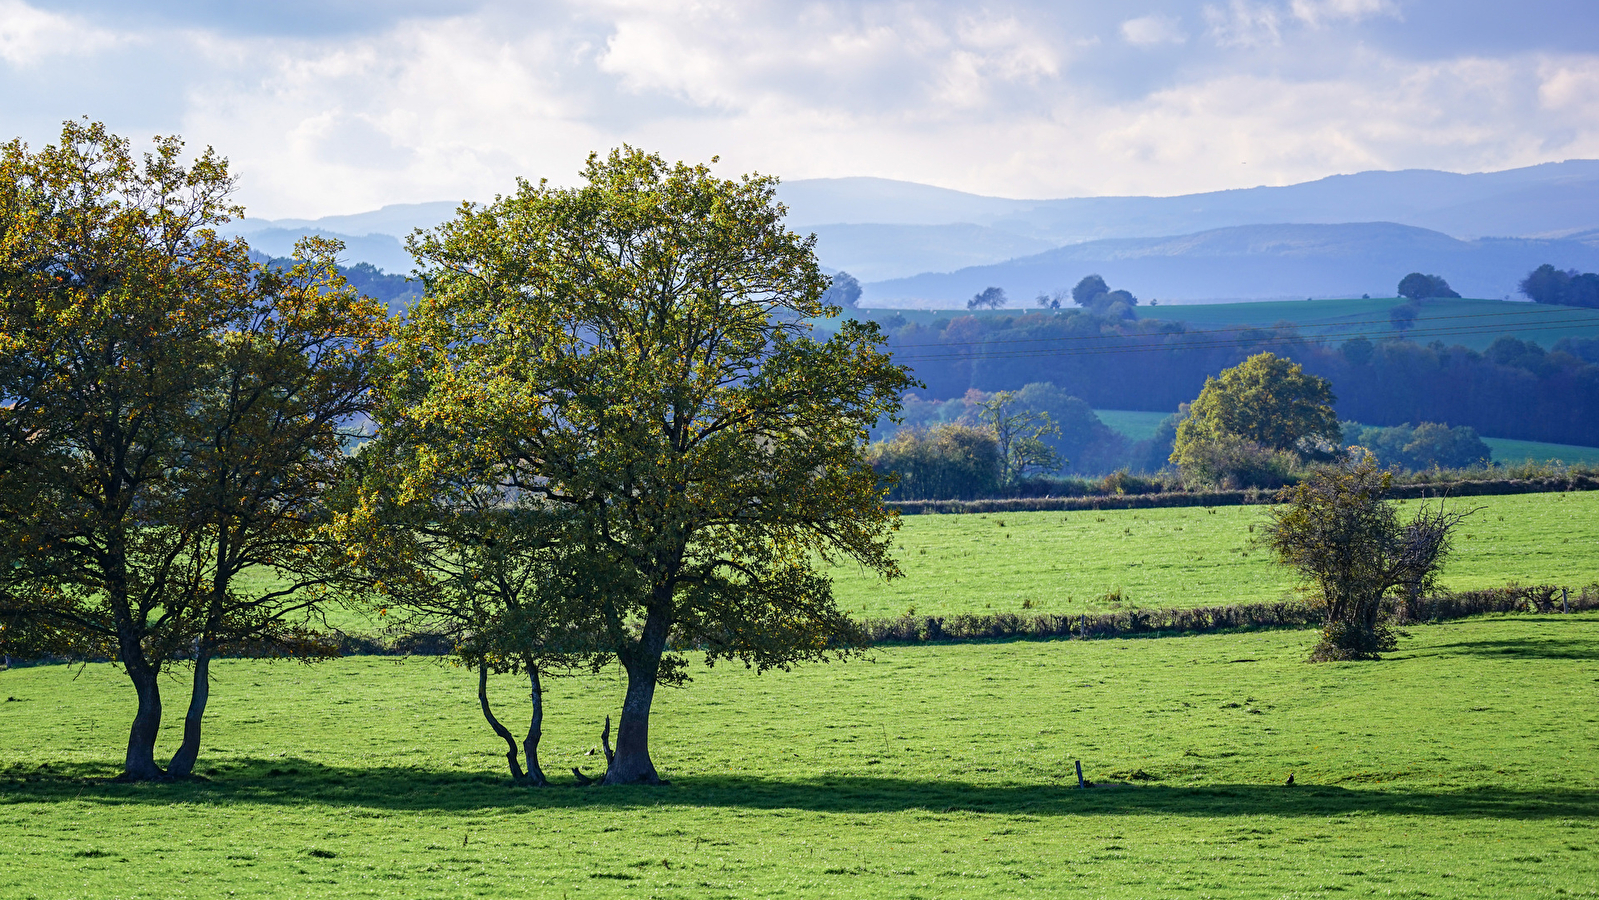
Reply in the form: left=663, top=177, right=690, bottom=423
left=862, top=222, right=1599, bottom=307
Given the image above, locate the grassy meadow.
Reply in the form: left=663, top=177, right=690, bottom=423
left=3, top=613, right=1596, bottom=898
left=1092, top=409, right=1599, bottom=466
left=835, top=297, right=1599, bottom=352
left=830, top=490, right=1599, bottom=619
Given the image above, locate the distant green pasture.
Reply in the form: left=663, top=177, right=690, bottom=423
left=1091, top=409, right=1172, bottom=441
left=828, top=297, right=1599, bottom=352
left=829, top=491, right=1599, bottom=619
left=1483, top=436, right=1599, bottom=466
left=1148, top=296, right=1599, bottom=352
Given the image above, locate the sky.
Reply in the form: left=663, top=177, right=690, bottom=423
left=4, top=0, right=1598, bottom=219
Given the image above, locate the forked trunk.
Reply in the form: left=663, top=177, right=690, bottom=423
left=477, top=664, right=526, bottom=781
left=120, top=655, right=166, bottom=781
left=602, top=611, right=669, bottom=786
left=166, top=649, right=212, bottom=778
left=523, top=664, right=547, bottom=787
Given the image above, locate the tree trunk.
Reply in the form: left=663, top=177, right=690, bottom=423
left=166, top=648, right=211, bottom=778
left=523, top=664, right=547, bottom=787
left=602, top=610, right=669, bottom=786
left=477, top=663, right=525, bottom=781
left=119, top=653, right=166, bottom=781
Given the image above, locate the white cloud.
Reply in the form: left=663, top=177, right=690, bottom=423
left=1121, top=14, right=1188, bottom=47
left=2, top=1, right=1598, bottom=220
left=1290, top=0, right=1399, bottom=27
left=1204, top=0, right=1283, bottom=47
left=0, top=0, right=120, bottom=66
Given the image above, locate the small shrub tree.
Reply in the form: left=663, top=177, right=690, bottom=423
left=1265, top=453, right=1471, bottom=661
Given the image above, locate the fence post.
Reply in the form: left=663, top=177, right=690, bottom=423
left=1080, top=612, right=1086, bottom=639
left=1075, top=760, right=1086, bottom=789
left=1563, top=587, right=1569, bottom=614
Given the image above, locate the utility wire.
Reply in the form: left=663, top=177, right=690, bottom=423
left=888, top=316, right=1599, bottom=362
left=879, top=304, right=1599, bottom=352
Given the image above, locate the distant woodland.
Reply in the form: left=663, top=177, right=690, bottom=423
left=869, top=308, right=1599, bottom=450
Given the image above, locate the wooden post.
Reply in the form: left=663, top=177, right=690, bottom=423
left=1075, top=760, right=1086, bottom=789
left=1563, top=587, right=1569, bottom=614
left=1080, top=612, right=1086, bottom=639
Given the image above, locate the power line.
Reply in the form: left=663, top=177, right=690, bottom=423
left=888, top=316, right=1599, bottom=362
left=880, top=304, right=1599, bottom=352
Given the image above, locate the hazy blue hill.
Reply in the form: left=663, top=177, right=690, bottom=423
left=807, top=223, right=1055, bottom=281
left=777, top=160, right=1599, bottom=243
left=232, top=200, right=460, bottom=240
left=863, top=222, right=1599, bottom=307
left=240, top=227, right=414, bottom=275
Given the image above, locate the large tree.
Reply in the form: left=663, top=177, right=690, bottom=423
left=162, top=237, right=389, bottom=779
left=977, top=390, right=1061, bottom=485
left=388, top=148, right=914, bottom=785
left=1171, top=352, right=1340, bottom=487
left=0, top=122, right=373, bottom=780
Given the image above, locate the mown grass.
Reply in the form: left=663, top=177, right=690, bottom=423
left=2, top=614, right=1596, bottom=898
left=829, top=490, right=1599, bottom=619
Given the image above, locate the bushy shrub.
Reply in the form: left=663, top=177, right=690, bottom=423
left=1342, top=421, right=1492, bottom=471
left=867, top=424, right=1001, bottom=501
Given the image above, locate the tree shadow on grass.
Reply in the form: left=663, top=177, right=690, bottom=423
left=1416, top=635, right=1599, bottom=661
left=5, top=760, right=1596, bottom=822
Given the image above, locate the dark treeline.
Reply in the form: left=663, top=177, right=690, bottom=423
left=874, top=309, right=1599, bottom=446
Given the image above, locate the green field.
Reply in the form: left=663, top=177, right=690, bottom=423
left=3, top=613, right=1596, bottom=898
left=1144, top=297, right=1599, bottom=352
left=1091, top=408, right=1173, bottom=441
left=1482, top=437, right=1599, bottom=466
left=830, top=491, right=1599, bottom=619
left=832, top=297, right=1599, bottom=352
left=1091, top=410, right=1599, bottom=467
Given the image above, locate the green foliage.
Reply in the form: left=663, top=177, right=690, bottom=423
left=867, top=424, right=1000, bottom=500
left=1170, top=352, right=1339, bottom=487
left=390, top=146, right=913, bottom=783
left=1397, top=272, right=1460, bottom=300
left=0, top=120, right=383, bottom=779
left=1265, top=453, right=1470, bottom=661
left=4, top=615, right=1598, bottom=897
left=1342, top=421, right=1492, bottom=471
left=977, top=390, right=1061, bottom=485
left=966, top=285, right=1007, bottom=310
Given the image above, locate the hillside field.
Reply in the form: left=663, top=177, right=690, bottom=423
left=828, top=491, right=1599, bottom=619
left=3, top=613, right=1596, bottom=898
left=1092, top=409, right=1599, bottom=465
left=834, top=297, right=1599, bottom=353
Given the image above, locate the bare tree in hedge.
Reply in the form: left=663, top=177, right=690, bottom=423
left=1265, top=452, right=1471, bottom=661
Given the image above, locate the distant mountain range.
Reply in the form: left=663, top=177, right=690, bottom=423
left=225, top=160, right=1599, bottom=304
left=866, top=223, right=1599, bottom=308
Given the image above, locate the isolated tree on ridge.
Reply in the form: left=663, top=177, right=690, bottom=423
left=967, top=286, right=1007, bottom=310
left=1397, top=272, right=1459, bottom=301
